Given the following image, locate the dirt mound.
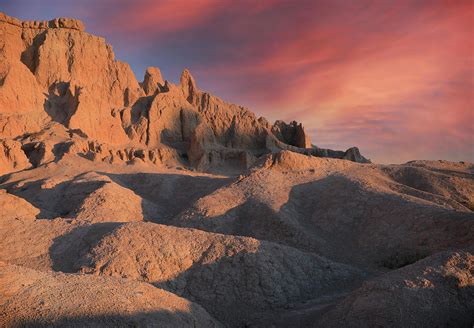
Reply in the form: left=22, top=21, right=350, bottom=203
left=0, top=262, right=221, bottom=327
left=5, top=171, right=153, bottom=222
left=66, top=172, right=157, bottom=223
left=382, top=163, right=474, bottom=208
left=0, top=155, right=233, bottom=223
left=77, top=222, right=365, bottom=325
left=89, top=171, right=232, bottom=222
left=405, top=159, right=474, bottom=174
left=173, top=152, right=474, bottom=268
left=1, top=155, right=472, bottom=326
left=0, top=189, right=39, bottom=221
left=320, top=250, right=474, bottom=327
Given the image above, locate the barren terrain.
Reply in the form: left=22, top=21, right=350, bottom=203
left=0, top=12, right=473, bottom=327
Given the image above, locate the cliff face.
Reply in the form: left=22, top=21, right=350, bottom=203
left=0, top=12, right=139, bottom=144
left=0, top=12, right=368, bottom=174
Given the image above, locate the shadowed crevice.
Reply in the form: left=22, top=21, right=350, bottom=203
left=20, top=30, right=47, bottom=74
left=43, top=82, right=81, bottom=126
left=98, top=172, right=234, bottom=222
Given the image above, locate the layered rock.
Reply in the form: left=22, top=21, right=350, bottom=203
left=0, top=139, right=30, bottom=174
left=272, top=120, right=312, bottom=148
left=0, top=11, right=369, bottom=176
left=0, top=12, right=85, bottom=31
left=0, top=12, right=140, bottom=144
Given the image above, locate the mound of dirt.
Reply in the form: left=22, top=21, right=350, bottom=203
left=66, top=172, right=157, bottom=223
left=0, top=189, right=39, bottom=221
left=76, top=222, right=365, bottom=325
left=382, top=162, right=474, bottom=209
left=0, top=262, right=221, bottom=327
left=4, top=171, right=155, bottom=222
left=1, top=150, right=472, bottom=327
left=173, top=151, right=474, bottom=268
left=320, top=250, right=474, bottom=327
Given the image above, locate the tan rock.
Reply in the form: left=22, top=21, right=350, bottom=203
left=0, top=13, right=85, bottom=31
left=0, top=139, right=30, bottom=174
left=146, top=90, right=197, bottom=147
left=0, top=190, right=39, bottom=221
left=0, top=11, right=369, bottom=173
left=180, top=68, right=199, bottom=104
left=272, top=120, right=312, bottom=148
left=56, top=17, right=86, bottom=31
left=0, top=12, right=140, bottom=145
left=142, top=66, right=165, bottom=95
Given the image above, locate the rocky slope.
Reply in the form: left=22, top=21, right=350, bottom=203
left=0, top=262, right=221, bottom=327
left=172, top=151, right=474, bottom=269
left=319, top=250, right=474, bottom=328
left=76, top=222, right=365, bottom=324
left=0, top=12, right=473, bottom=328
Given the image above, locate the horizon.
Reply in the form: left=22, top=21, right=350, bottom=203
left=1, top=0, right=472, bottom=164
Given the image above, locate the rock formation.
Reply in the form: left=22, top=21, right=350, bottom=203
left=141, top=66, right=165, bottom=95
left=272, top=120, right=312, bottom=148
left=0, top=12, right=368, bottom=175
left=0, top=139, right=30, bottom=174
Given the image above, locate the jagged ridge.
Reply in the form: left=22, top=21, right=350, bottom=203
left=0, top=12, right=368, bottom=175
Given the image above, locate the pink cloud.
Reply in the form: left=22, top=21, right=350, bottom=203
left=186, top=0, right=473, bottom=163
left=18, top=0, right=469, bottom=163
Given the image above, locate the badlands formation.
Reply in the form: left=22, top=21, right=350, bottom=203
left=0, top=12, right=473, bottom=328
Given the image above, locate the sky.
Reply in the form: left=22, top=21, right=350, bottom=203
left=1, top=0, right=473, bottom=163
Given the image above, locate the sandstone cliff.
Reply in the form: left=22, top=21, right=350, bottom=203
left=0, top=12, right=368, bottom=174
